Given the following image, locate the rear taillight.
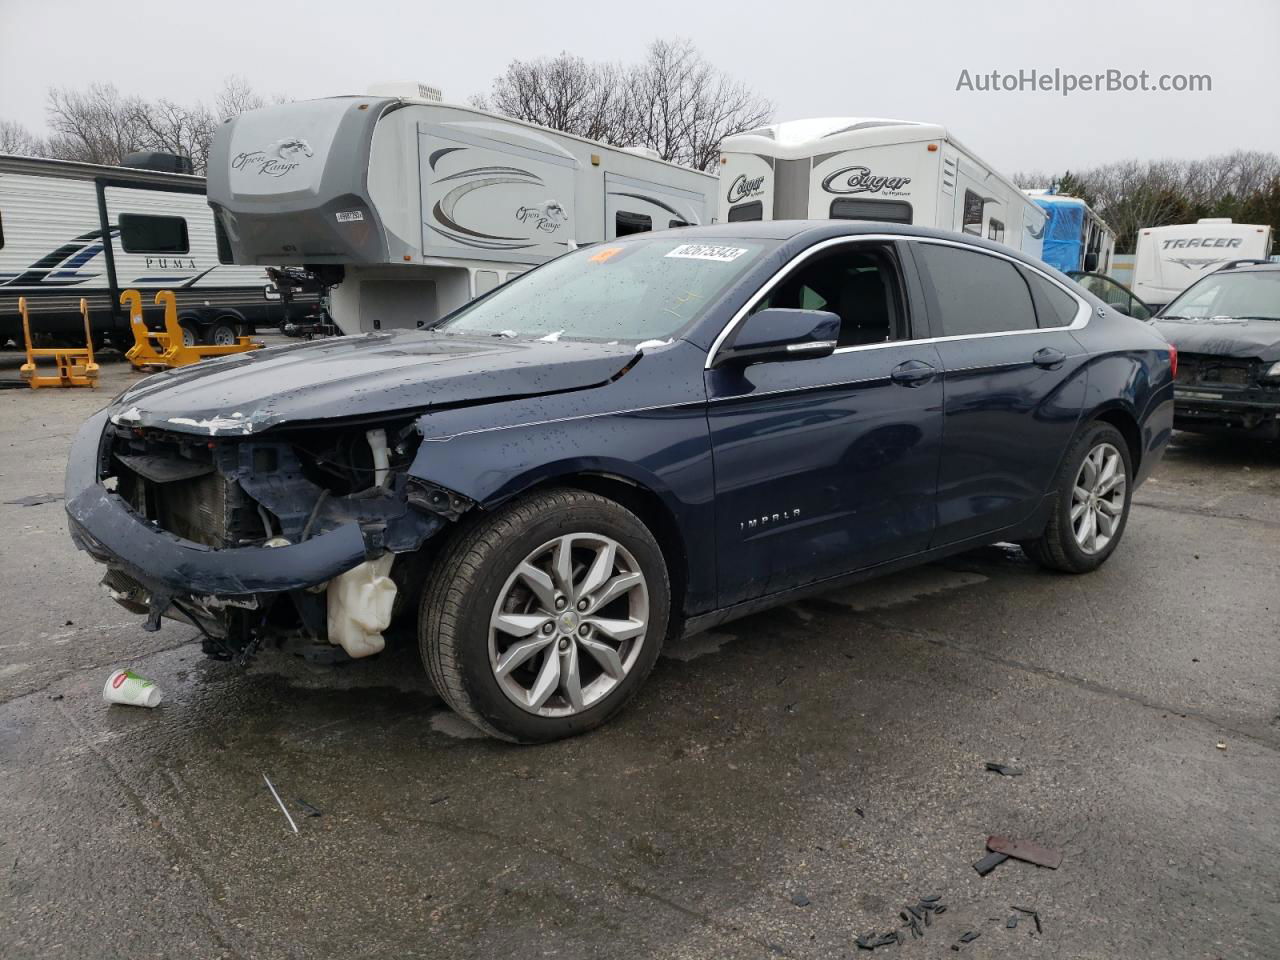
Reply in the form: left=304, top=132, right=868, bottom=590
left=1168, top=344, right=1178, bottom=380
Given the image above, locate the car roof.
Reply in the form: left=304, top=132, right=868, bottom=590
left=1218, top=260, right=1280, bottom=274
left=674, top=219, right=1055, bottom=273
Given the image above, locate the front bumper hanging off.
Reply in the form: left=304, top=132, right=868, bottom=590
left=64, top=409, right=450, bottom=653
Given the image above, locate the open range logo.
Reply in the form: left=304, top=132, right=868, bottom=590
left=726, top=174, right=766, bottom=204
left=821, top=165, right=912, bottom=195
left=232, top=138, right=313, bottom=178
left=516, top=200, right=568, bottom=233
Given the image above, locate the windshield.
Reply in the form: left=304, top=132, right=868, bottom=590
left=437, top=236, right=774, bottom=343
left=1163, top=270, right=1280, bottom=321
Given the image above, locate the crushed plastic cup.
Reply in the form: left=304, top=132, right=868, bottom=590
left=102, top=668, right=163, bottom=708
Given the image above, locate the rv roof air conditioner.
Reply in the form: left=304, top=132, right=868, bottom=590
left=120, top=151, right=194, bottom=175
left=367, top=81, right=443, bottom=102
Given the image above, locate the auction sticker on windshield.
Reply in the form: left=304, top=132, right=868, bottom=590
left=664, top=244, right=749, bottom=262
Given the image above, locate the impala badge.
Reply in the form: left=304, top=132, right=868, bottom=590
left=740, top=508, right=801, bottom=533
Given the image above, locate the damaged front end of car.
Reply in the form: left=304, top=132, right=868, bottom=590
left=65, top=406, right=471, bottom=664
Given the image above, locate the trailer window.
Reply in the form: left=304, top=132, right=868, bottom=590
left=987, top=219, right=1005, bottom=243
left=829, top=198, right=913, bottom=224
left=119, top=214, right=189, bottom=254
left=615, top=211, right=652, bottom=237
left=474, top=270, right=500, bottom=296
left=727, top=201, right=763, bottom=222
left=962, top=190, right=984, bottom=236
left=214, top=217, right=233, bottom=264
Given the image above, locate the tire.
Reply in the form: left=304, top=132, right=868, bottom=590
left=178, top=322, right=200, bottom=348
left=420, top=488, right=670, bottom=743
left=204, top=319, right=239, bottom=346
left=1021, top=422, right=1133, bottom=573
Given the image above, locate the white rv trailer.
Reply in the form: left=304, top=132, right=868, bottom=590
left=0, top=154, right=297, bottom=345
left=717, top=117, right=1046, bottom=259
left=1024, top=191, right=1116, bottom=275
left=1132, top=218, right=1275, bottom=311
left=207, top=91, right=718, bottom=335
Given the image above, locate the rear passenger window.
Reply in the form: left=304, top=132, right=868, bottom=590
left=119, top=214, right=189, bottom=254
left=615, top=211, right=652, bottom=237
left=727, top=201, right=763, bottom=222
left=916, top=243, right=1036, bottom=336
left=1025, top=272, right=1080, bottom=328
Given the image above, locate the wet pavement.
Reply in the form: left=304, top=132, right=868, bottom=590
left=2, top=354, right=1278, bottom=959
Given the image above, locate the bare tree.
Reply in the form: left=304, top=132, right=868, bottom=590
left=475, top=39, right=773, bottom=172
left=0, top=119, right=46, bottom=156
left=625, top=39, right=773, bottom=171
left=41, top=78, right=278, bottom=173
left=45, top=84, right=148, bottom=166
left=472, top=53, right=632, bottom=144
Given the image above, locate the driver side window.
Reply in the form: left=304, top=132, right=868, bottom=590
left=752, top=244, right=909, bottom=348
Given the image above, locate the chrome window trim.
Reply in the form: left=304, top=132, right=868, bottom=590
left=704, top=234, right=1091, bottom=369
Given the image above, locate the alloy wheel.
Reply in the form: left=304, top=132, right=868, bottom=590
left=488, top=533, right=650, bottom=717
left=1071, top=441, right=1127, bottom=554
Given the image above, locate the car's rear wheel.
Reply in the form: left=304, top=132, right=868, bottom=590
left=1022, top=422, right=1133, bottom=573
left=419, top=488, right=669, bottom=742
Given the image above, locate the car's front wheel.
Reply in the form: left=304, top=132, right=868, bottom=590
left=1022, top=421, right=1133, bottom=573
left=419, top=488, right=669, bottom=742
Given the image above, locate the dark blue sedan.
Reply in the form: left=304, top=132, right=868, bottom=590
left=66, top=222, right=1175, bottom=741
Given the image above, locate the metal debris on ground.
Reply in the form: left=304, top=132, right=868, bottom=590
left=296, top=799, right=323, bottom=818
left=950, top=930, right=981, bottom=950
left=263, top=774, right=299, bottom=834
left=855, top=895, right=947, bottom=949
left=5, top=492, right=62, bottom=506
left=987, top=835, right=1064, bottom=869
left=973, top=851, right=1009, bottom=876
left=985, top=761, right=1025, bottom=776
left=1013, top=905, right=1043, bottom=933
left=1007, top=915, right=1019, bottom=928
left=791, top=893, right=810, bottom=907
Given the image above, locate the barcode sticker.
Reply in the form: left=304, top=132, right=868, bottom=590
left=335, top=211, right=364, bottom=223
left=665, top=244, right=748, bottom=262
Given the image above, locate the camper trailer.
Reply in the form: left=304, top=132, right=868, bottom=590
left=0, top=153, right=297, bottom=346
left=716, top=117, right=1046, bottom=258
left=1132, top=219, right=1275, bottom=311
left=207, top=90, right=718, bottom=334
left=1025, top=191, right=1116, bottom=275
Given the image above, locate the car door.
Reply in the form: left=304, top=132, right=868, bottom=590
left=705, top=239, right=944, bottom=607
left=911, top=239, right=1090, bottom=547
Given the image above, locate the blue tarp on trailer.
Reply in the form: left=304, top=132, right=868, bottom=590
left=1033, top=197, right=1085, bottom=273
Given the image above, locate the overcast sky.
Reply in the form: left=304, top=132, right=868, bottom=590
left=2, top=0, right=1277, bottom=175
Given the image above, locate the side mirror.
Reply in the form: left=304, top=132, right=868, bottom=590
left=713, top=308, right=840, bottom=367
left=1083, top=252, right=1099, bottom=272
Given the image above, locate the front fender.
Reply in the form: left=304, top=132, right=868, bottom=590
left=407, top=400, right=717, bottom=613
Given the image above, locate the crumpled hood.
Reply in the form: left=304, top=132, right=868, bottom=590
left=108, top=330, right=639, bottom=435
left=1152, top=317, right=1280, bottom=362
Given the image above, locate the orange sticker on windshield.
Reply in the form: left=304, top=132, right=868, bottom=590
left=589, top=246, right=624, bottom=263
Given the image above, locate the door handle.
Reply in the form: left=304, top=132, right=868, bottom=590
left=890, top=359, right=937, bottom=387
left=1032, top=347, right=1067, bottom=370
